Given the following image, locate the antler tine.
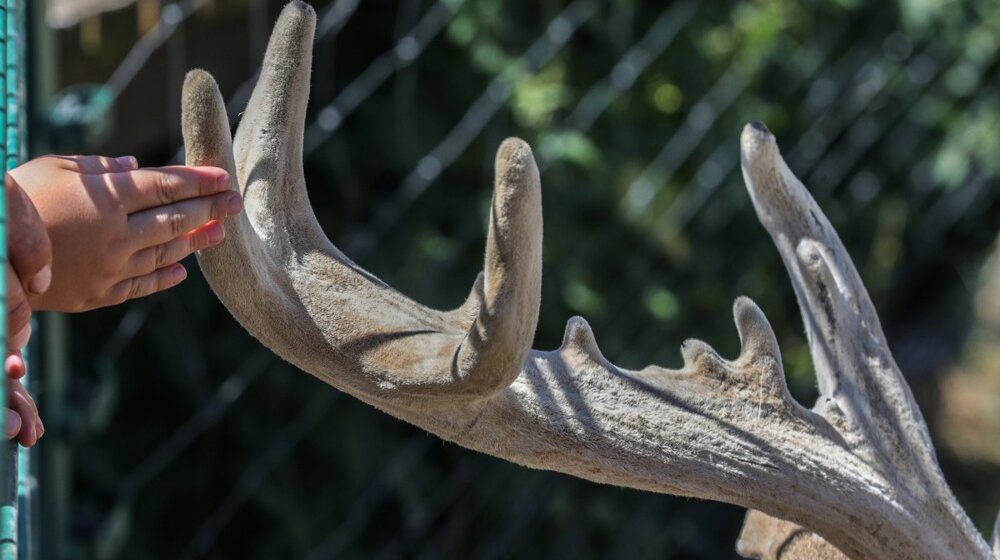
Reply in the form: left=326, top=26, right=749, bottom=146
left=181, top=70, right=237, bottom=177
left=450, top=137, right=543, bottom=397
left=184, top=1, right=540, bottom=404
left=232, top=0, right=315, bottom=254
left=741, top=121, right=934, bottom=466
left=738, top=122, right=992, bottom=559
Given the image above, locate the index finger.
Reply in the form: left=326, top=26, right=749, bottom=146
left=112, top=166, right=232, bottom=214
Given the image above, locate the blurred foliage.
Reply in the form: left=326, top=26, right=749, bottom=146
left=40, top=0, right=999, bottom=558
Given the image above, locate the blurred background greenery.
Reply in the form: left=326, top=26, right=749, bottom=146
left=24, top=0, right=1000, bottom=558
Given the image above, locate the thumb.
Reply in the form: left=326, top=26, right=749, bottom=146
left=6, top=262, right=32, bottom=352
left=6, top=173, right=53, bottom=295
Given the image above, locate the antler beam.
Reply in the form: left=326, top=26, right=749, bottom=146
left=181, top=3, right=995, bottom=558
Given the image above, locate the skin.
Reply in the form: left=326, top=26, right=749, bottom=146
left=4, top=155, right=242, bottom=446
left=6, top=165, right=52, bottom=351
left=5, top=166, right=54, bottom=446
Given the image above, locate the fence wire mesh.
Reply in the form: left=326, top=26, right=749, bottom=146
left=33, top=0, right=1000, bottom=558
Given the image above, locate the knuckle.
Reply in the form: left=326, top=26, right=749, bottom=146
left=81, top=156, right=104, bottom=172
left=154, top=242, right=170, bottom=269
left=107, top=283, right=131, bottom=307
left=200, top=173, right=216, bottom=197
left=7, top=298, right=32, bottom=333
left=213, top=193, right=233, bottom=220
left=40, top=155, right=71, bottom=169
left=94, top=156, right=115, bottom=171
left=126, top=278, right=143, bottom=302
left=15, top=388, right=36, bottom=409
left=62, top=157, right=83, bottom=173
left=93, top=156, right=111, bottom=171
left=107, top=236, right=129, bottom=260
left=155, top=173, right=178, bottom=205
left=168, top=212, right=187, bottom=237
left=101, top=156, right=121, bottom=172
left=189, top=231, right=203, bottom=253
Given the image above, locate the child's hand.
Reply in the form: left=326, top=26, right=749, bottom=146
left=10, top=155, right=243, bottom=312
left=4, top=355, right=41, bottom=447
left=4, top=175, right=50, bottom=446
left=5, top=170, right=53, bottom=350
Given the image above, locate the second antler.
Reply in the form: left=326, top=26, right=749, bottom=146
left=181, top=3, right=996, bottom=559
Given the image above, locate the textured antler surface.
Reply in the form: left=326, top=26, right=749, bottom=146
left=736, top=121, right=993, bottom=559
left=181, top=3, right=994, bottom=559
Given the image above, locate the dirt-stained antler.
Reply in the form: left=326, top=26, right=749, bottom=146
left=181, top=3, right=995, bottom=559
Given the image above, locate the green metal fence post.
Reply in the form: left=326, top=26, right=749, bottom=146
left=1, top=0, right=30, bottom=557
left=0, top=1, right=12, bottom=556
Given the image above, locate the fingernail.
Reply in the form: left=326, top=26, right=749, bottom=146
left=28, top=265, right=52, bottom=294
left=207, top=222, right=225, bottom=244
left=5, top=354, right=25, bottom=379
left=171, top=264, right=188, bottom=282
left=10, top=324, right=31, bottom=350
left=217, top=172, right=231, bottom=190
left=5, top=410, right=20, bottom=438
left=116, top=155, right=139, bottom=169
left=227, top=194, right=243, bottom=214
left=37, top=417, right=44, bottom=436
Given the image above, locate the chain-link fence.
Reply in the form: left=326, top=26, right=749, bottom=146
left=28, top=0, right=1000, bottom=557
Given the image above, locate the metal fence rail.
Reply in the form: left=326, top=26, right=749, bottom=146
left=0, top=0, right=9, bottom=553
left=1, top=1, right=31, bottom=558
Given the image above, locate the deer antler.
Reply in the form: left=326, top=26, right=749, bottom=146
left=181, top=2, right=995, bottom=558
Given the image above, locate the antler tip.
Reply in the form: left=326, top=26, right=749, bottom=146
left=495, top=137, right=539, bottom=188
left=181, top=68, right=233, bottom=171
left=733, top=296, right=781, bottom=361
left=497, top=136, right=533, bottom=159
left=184, top=68, right=215, bottom=86
left=739, top=122, right=788, bottom=226
left=482, top=136, right=542, bottom=306
left=182, top=68, right=221, bottom=104
left=265, top=0, right=317, bottom=76
left=679, top=338, right=716, bottom=367
left=561, top=316, right=603, bottom=360
left=740, top=120, right=777, bottom=157
left=283, top=0, right=316, bottom=17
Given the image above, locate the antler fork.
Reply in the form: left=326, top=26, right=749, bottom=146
left=180, top=3, right=996, bottom=558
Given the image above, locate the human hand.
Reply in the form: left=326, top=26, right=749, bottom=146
left=6, top=170, right=53, bottom=351
left=4, top=174, right=51, bottom=446
left=10, top=155, right=242, bottom=312
left=4, top=354, right=41, bottom=446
